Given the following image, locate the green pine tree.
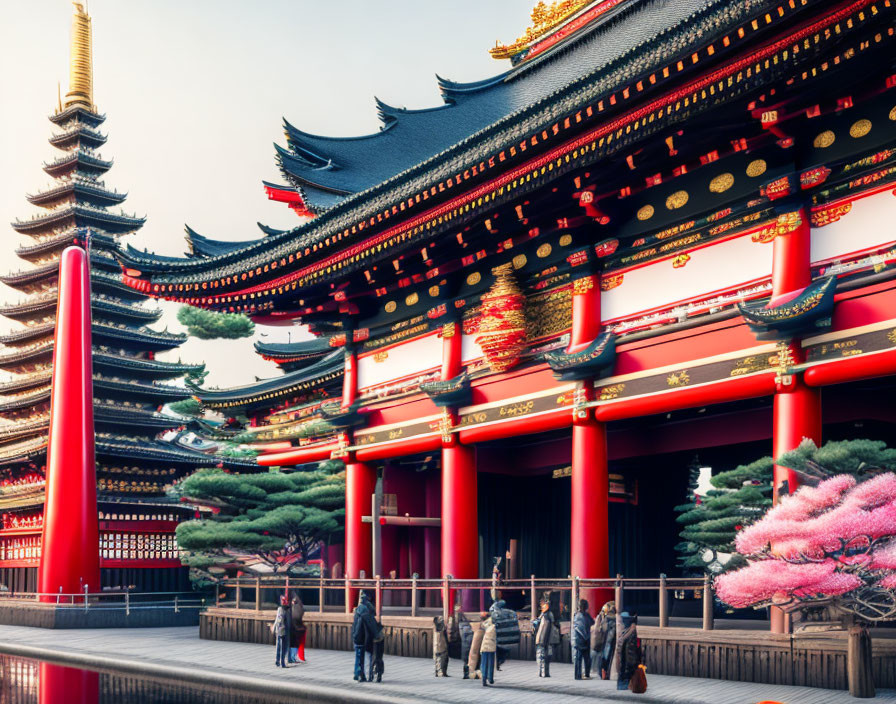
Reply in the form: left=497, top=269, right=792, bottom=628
left=675, top=456, right=773, bottom=574
left=172, top=461, right=345, bottom=584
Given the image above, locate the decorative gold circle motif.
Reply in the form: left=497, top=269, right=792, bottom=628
left=428, top=285, right=440, bottom=297
left=559, top=234, right=572, bottom=247
left=890, top=106, right=896, bottom=121
left=466, top=272, right=481, bottom=286
left=746, top=159, right=767, bottom=178
left=665, top=190, right=689, bottom=210
left=709, top=172, right=735, bottom=194
left=536, top=243, right=552, bottom=258
left=405, top=293, right=419, bottom=306
left=849, top=119, right=872, bottom=138
left=384, top=301, right=397, bottom=313
left=512, top=254, right=528, bottom=269
left=813, top=130, right=836, bottom=149
left=636, top=204, right=655, bottom=221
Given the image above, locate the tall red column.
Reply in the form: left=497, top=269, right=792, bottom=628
left=441, top=444, right=478, bottom=582
left=38, top=246, right=100, bottom=600
left=770, top=208, right=821, bottom=632
left=439, top=319, right=478, bottom=603
left=569, top=273, right=611, bottom=615
left=342, top=344, right=375, bottom=590
left=345, top=460, right=376, bottom=581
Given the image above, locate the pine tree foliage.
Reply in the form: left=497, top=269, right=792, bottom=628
left=174, top=461, right=345, bottom=583
left=168, top=398, right=202, bottom=417
left=177, top=305, right=255, bottom=340
left=675, top=457, right=773, bottom=574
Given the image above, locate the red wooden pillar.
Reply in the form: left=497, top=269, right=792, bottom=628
left=569, top=273, right=611, bottom=615
left=439, top=319, right=478, bottom=601
left=345, top=460, right=376, bottom=581
left=770, top=208, right=821, bottom=633
left=342, top=345, right=375, bottom=602
left=38, top=246, right=100, bottom=601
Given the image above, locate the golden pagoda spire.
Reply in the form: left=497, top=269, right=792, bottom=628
left=63, top=2, right=94, bottom=111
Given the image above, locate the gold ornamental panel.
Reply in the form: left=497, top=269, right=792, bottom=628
left=746, top=159, right=767, bottom=178
left=665, top=190, right=689, bottom=210
left=813, top=130, right=836, bottom=149
left=849, top=119, right=872, bottom=138
left=709, top=173, right=735, bottom=194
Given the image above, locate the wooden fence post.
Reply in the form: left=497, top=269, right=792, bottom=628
left=702, top=574, right=714, bottom=631
left=530, top=575, right=537, bottom=622
left=847, top=622, right=875, bottom=698
left=614, top=574, right=623, bottom=616
left=235, top=580, right=241, bottom=610
left=319, top=572, right=325, bottom=613
left=375, top=575, right=383, bottom=620
left=215, top=583, right=220, bottom=608
left=255, top=576, right=261, bottom=611
left=658, top=573, right=669, bottom=628
left=344, top=577, right=351, bottom=615
left=442, top=576, right=451, bottom=622
left=411, top=574, right=418, bottom=618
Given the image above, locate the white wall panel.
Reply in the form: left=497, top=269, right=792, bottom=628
left=811, top=189, right=896, bottom=265
left=461, top=332, right=485, bottom=364
left=358, top=333, right=442, bottom=390
left=601, top=233, right=774, bottom=322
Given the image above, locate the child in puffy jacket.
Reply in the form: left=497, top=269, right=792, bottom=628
left=432, top=615, right=449, bottom=677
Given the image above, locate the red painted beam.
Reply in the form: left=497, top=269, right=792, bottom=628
left=355, top=434, right=442, bottom=462
left=595, top=373, right=777, bottom=422
left=38, top=246, right=100, bottom=599
left=457, top=408, right=572, bottom=444
left=804, top=348, right=896, bottom=387
left=256, top=442, right=338, bottom=466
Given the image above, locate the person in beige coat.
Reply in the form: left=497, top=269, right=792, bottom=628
left=479, top=614, right=497, bottom=687
left=432, top=615, right=449, bottom=677
left=467, top=612, right=488, bottom=678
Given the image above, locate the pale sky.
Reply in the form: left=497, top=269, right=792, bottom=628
left=0, top=0, right=533, bottom=387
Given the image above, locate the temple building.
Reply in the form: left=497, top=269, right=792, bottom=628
left=121, top=0, right=896, bottom=624
left=0, top=3, right=224, bottom=593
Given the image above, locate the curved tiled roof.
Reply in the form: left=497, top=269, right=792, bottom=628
left=195, top=349, right=343, bottom=408
left=274, top=0, right=700, bottom=197
left=119, top=0, right=815, bottom=293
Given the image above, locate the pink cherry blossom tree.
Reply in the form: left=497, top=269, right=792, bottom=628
left=714, top=439, right=896, bottom=698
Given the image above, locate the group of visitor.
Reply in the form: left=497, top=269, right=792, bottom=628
left=270, top=592, right=306, bottom=668
left=272, top=591, right=643, bottom=692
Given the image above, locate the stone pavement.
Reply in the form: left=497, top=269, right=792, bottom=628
left=0, top=624, right=892, bottom=703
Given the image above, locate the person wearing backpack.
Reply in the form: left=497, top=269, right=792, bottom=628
left=573, top=598, right=595, bottom=680
left=533, top=601, right=554, bottom=677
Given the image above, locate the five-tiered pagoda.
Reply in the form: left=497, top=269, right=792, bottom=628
left=0, top=3, right=217, bottom=593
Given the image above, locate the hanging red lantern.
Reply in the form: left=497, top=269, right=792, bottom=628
left=476, top=264, right=527, bottom=373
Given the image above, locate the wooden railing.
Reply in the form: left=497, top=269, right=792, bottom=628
left=213, top=573, right=715, bottom=629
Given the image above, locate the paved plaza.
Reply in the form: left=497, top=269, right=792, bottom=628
left=0, top=625, right=893, bottom=703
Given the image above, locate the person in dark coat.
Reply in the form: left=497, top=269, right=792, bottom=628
left=615, top=611, right=642, bottom=691
left=271, top=596, right=289, bottom=668
left=488, top=599, right=519, bottom=670
left=533, top=601, right=554, bottom=677
left=591, top=600, right=616, bottom=680
left=352, top=591, right=375, bottom=681
left=573, top=598, right=595, bottom=680
left=367, top=615, right=385, bottom=683
left=289, top=592, right=306, bottom=663
left=448, top=605, right=474, bottom=679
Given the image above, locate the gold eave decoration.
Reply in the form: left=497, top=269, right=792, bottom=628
left=489, top=0, right=593, bottom=60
